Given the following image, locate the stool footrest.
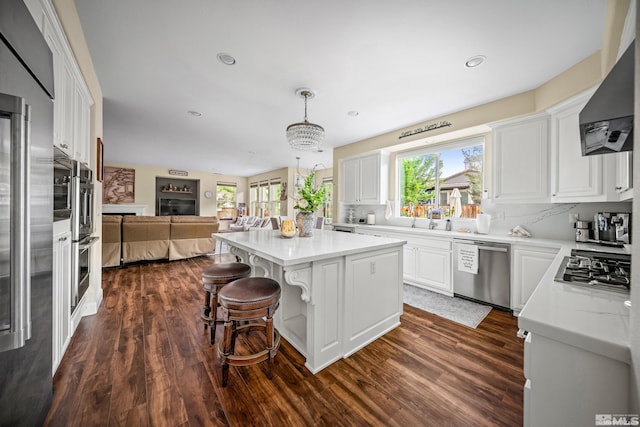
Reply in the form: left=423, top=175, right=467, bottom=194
left=218, top=329, right=280, bottom=367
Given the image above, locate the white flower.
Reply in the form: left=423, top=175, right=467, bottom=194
left=298, top=198, right=309, bottom=209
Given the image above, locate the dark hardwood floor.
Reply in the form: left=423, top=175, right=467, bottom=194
left=45, top=255, right=524, bottom=427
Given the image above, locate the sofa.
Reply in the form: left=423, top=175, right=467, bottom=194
left=102, top=215, right=219, bottom=266
left=102, top=215, right=123, bottom=267
left=228, top=215, right=274, bottom=231
left=169, top=215, right=220, bottom=260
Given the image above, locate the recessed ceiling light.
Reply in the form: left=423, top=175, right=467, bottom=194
left=348, top=110, right=359, bottom=117
left=464, top=55, right=486, bottom=68
left=187, top=110, right=202, bottom=117
left=217, top=53, right=236, bottom=66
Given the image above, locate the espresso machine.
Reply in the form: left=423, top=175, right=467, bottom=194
left=593, top=212, right=631, bottom=245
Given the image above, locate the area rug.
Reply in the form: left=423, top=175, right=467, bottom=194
left=403, top=284, right=492, bottom=329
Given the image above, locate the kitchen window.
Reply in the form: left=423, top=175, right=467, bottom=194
left=269, top=180, right=281, bottom=217
left=249, top=183, right=258, bottom=216
left=322, top=177, right=333, bottom=223
left=216, top=182, right=237, bottom=219
left=397, top=137, right=484, bottom=219
left=249, top=178, right=283, bottom=217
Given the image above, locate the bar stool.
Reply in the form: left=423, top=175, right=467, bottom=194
left=217, top=277, right=281, bottom=387
left=201, top=262, right=251, bottom=344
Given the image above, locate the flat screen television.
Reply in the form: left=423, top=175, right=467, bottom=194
left=158, top=198, right=196, bottom=216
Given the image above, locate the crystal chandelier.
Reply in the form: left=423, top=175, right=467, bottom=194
left=286, top=88, right=324, bottom=151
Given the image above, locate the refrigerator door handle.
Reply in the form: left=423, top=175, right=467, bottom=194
left=0, top=93, right=31, bottom=352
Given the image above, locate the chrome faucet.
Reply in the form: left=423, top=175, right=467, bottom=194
left=429, top=219, right=437, bottom=229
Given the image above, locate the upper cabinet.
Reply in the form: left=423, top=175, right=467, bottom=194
left=340, top=152, right=389, bottom=205
left=38, top=0, right=93, bottom=164
left=615, top=152, right=633, bottom=200
left=547, top=90, right=612, bottom=202
left=491, top=113, right=550, bottom=203
left=491, top=88, right=630, bottom=205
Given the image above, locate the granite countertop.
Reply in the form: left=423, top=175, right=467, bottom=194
left=518, top=244, right=631, bottom=364
left=214, top=229, right=406, bottom=266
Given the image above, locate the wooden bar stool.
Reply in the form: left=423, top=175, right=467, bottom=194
left=217, top=277, right=281, bottom=387
left=201, top=262, right=252, bottom=344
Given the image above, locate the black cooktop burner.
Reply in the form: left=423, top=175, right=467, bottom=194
left=554, top=250, right=631, bottom=294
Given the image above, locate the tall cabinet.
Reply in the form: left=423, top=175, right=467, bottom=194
left=25, top=0, right=94, bottom=374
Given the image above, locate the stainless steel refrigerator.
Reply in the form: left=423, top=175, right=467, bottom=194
left=0, top=1, right=55, bottom=425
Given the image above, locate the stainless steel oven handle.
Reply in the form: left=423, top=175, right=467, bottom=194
left=78, top=236, right=99, bottom=250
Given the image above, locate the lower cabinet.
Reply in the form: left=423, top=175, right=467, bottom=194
left=402, top=235, right=452, bottom=294
left=52, top=226, right=72, bottom=374
left=511, top=245, right=558, bottom=313
left=356, top=229, right=453, bottom=295
left=524, top=332, right=630, bottom=427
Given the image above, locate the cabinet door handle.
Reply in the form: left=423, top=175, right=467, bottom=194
left=615, top=186, right=622, bottom=190
left=59, top=236, right=68, bottom=242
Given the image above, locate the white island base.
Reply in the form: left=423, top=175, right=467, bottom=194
left=214, top=230, right=406, bottom=373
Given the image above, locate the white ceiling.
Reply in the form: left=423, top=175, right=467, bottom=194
left=75, top=0, right=607, bottom=176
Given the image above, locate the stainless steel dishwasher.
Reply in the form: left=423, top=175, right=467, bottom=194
left=453, top=239, right=511, bottom=310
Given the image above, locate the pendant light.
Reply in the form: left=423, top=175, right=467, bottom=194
left=286, top=88, right=325, bottom=151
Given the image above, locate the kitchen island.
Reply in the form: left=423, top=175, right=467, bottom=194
left=213, top=229, right=406, bottom=373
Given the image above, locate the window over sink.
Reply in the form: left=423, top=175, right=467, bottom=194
left=397, top=136, right=484, bottom=219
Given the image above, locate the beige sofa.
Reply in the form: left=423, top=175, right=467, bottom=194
left=102, top=215, right=123, bottom=267
left=122, top=215, right=171, bottom=264
left=169, top=215, right=219, bottom=260
left=103, top=215, right=219, bottom=266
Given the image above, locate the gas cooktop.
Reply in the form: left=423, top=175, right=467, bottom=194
left=554, top=249, right=631, bottom=294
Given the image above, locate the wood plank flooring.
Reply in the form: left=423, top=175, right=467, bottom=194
left=45, top=255, right=524, bottom=427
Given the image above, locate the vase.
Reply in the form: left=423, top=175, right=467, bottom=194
left=296, top=212, right=315, bottom=237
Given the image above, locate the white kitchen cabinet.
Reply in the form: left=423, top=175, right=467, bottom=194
left=42, top=16, right=71, bottom=156
left=73, top=82, right=90, bottom=164
left=491, top=113, right=550, bottom=203
left=402, top=235, right=452, bottom=295
left=548, top=90, right=610, bottom=202
left=524, top=332, right=629, bottom=427
left=355, top=228, right=452, bottom=295
left=511, top=245, right=558, bottom=313
left=615, top=151, right=633, bottom=200
left=52, top=225, right=72, bottom=374
left=39, top=0, right=93, bottom=163
left=340, top=152, right=389, bottom=204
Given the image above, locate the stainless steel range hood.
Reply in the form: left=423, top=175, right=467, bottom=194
left=579, top=40, right=634, bottom=156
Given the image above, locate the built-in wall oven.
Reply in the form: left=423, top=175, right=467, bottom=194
left=53, top=147, right=73, bottom=221
left=71, top=161, right=98, bottom=313
left=72, top=161, right=94, bottom=240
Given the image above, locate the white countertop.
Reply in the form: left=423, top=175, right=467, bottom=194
left=518, top=243, right=631, bottom=364
left=335, top=222, right=569, bottom=248
left=214, top=229, right=406, bottom=266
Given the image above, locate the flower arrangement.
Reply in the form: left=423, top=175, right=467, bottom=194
left=294, top=173, right=329, bottom=214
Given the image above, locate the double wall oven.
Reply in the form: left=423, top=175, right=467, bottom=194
left=71, top=161, right=98, bottom=313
